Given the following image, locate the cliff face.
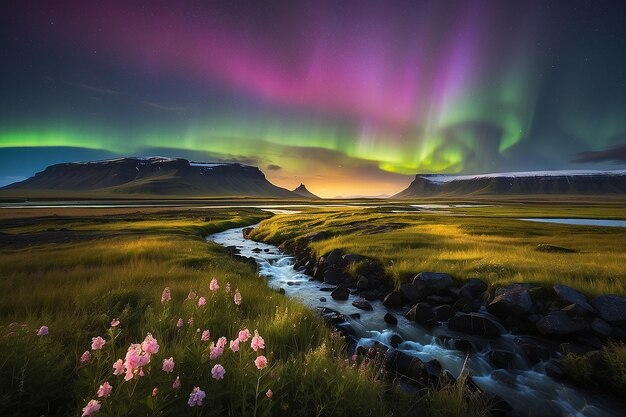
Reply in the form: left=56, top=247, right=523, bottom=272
left=3, top=157, right=299, bottom=198
left=393, top=170, right=626, bottom=198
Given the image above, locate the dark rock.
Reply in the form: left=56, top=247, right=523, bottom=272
left=519, top=341, right=551, bottom=363
left=433, top=304, right=455, bottom=321
left=251, top=247, right=262, bottom=253
left=279, top=288, right=286, bottom=295
left=536, top=244, right=577, bottom=253
left=242, top=227, right=254, bottom=238
left=323, top=269, right=341, bottom=285
left=562, top=303, right=591, bottom=317
left=319, top=287, right=335, bottom=292
left=349, top=313, right=361, bottom=320
left=324, top=249, right=344, bottom=266
left=360, top=290, right=380, bottom=301
left=553, top=284, right=595, bottom=313
left=491, top=369, right=517, bottom=388
left=463, top=299, right=482, bottom=313
left=264, top=248, right=270, bottom=253
left=591, top=318, right=612, bottom=336
left=545, top=360, right=564, bottom=380
left=448, top=313, right=502, bottom=337
left=399, top=283, right=420, bottom=303
left=317, top=307, right=344, bottom=324
left=460, top=278, right=488, bottom=300
left=331, top=285, right=350, bottom=300
left=406, top=303, right=435, bottom=325
left=536, top=311, right=589, bottom=336
left=413, top=272, right=454, bottom=294
left=384, top=349, right=442, bottom=387
left=383, top=291, right=404, bottom=308
left=591, top=294, right=626, bottom=325
left=488, top=284, right=533, bottom=318
left=319, top=297, right=327, bottom=302
left=352, top=298, right=373, bottom=311
left=488, top=350, right=515, bottom=369
left=343, top=253, right=366, bottom=263
left=426, top=295, right=454, bottom=305
left=384, top=312, right=398, bottom=325
left=334, top=321, right=356, bottom=339
left=389, top=334, right=404, bottom=348
left=356, top=277, right=370, bottom=290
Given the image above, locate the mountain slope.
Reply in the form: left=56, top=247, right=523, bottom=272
left=3, top=157, right=299, bottom=198
left=291, top=184, right=320, bottom=199
left=393, top=170, right=626, bottom=198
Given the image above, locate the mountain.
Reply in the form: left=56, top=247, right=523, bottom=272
left=291, top=184, right=320, bottom=199
left=393, top=170, right=626, bottom=198
left=2, top=157, right=300, bottom=198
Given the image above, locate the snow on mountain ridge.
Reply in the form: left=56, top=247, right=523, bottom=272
left=421, top=170, right=626, bottom=183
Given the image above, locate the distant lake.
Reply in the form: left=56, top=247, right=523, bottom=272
left=520, top=218, right=626, bottom=228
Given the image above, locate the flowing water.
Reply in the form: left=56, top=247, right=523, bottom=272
left=208, top=225, right=622, bottom=417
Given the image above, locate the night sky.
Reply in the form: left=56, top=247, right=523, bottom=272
left=1, top=0, right=625, bottom=197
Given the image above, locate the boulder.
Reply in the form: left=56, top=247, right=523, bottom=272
left=323, top=269, right=341, bottom=285
left=383, top=291, right=404, bottom=308
left=406, top=303, right=435, bottom=325
left=426, top=295, right=454, bottom=305
left=433, top=304, right=455, bottom=321
left=448, top=313, right=502, bottom=337
left=384, top=312, right=398, bottom=325
left=460, top=278, right=488, bottom=300
left=356, top=277, right=370, bottom=290
left=488, top=349, right=515, bottom=369
left=389, top=334, right=404, bottom=348
left=384, top=349, right=442, bottom=387
left=399, top=283, right=420, bottom=303
left=242, top=227, right=254, bottom=239
left=319, top=297, right=327, bottom=302
left=413, top=272, right=454, bottom=295
left=590, top=318, right=612, bottom=336
left=331, top=285, right=350, bottom=300
left=535, top=311, right=589, bottom=336
left=553, top=284, right=595, bottom=313
left=591, top=294, right=626, bottom=325
left=342, top=253, right=366, bottom=263
left=352, top=298, right=373, bottom=311
left=487, top=284, right=533, bottom=318
left=360, top=290, right=380, bottom=301
left=323, top=249, right=344, bottom=266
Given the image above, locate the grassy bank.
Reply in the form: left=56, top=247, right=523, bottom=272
left=0, top=208, right=424, bottom=416
left=249, top=203, right=626, bottom=296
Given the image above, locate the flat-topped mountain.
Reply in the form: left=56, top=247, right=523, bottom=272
left=393, top=170, right=626, bottom=198
left=291, top=184, right=320, bottom=199
left=3, top=157, right=300, bottom=198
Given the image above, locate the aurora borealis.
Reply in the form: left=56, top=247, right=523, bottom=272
left=1, top=1, right=625, bottom=197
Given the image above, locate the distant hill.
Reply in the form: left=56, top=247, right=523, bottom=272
left=2, top=157, right=300, bottom=198
left=393, top=170, right=626, bottom=198
left=291, top=184, right=320, bottom=199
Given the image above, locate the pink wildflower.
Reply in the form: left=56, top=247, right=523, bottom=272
left=80, top=350, right=91, bottom=363
left=91, top=336, right=106, bottom=351
left=209, top=278, right=219, bottom=292
left=209, top=344, right=223, bottom=360
left=172, top=376, right=181, bottom=390
left=141, top=333, right=159, bottom=354
left=176, top=318, right=184, bottom=328
left=81, top=399, right=101, bottom=417
left=255, top=355, right=268, bottom=370
left=152, top=387, right=158, bottom=397
left=188, top=387, right=206, bottom=407
left=238, top=328, right=251, bottom=343
left=112, top=359, right=124, bottom=375
left=211, top=364, right=226, bottom=380
left=266, top=389, right=273, bottom=399
left=216, top=336, right=227, bottom=349
left=36, top=325, right=48, bottom=336
left=123, top=343, right=151, bottom=381
left=162, top=357, right=175, bottom=373
left=110, top=319, right=120, bottom=328
left=97, top=381, right=112, bottom=398
left=161, top=287, right=171, bottom=304
left=250, top=330, right=265, bottom=351
left=234, top=289, right=242, bottom=306
left=229, top=339, right=240, bottom=352
left=198, top=296, right=206, bottom=307
left=201, top=330, right=210, bottom=342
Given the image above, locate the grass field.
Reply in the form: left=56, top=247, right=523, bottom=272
left=249, top=202, right=626, bottom=296
left=0, top=207, right=424, bottom=417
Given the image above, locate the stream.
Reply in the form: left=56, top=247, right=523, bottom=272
left=207, top=225, right=621, bottom=417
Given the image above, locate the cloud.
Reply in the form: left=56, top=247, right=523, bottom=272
left=571, top=144, right=626, bottom=164
left=265, top=164, right=281, bottom=171
left=142, top=101, right=187, bottom=113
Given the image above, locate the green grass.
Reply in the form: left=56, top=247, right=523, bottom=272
left=249, top=203, right=626, bottom=296
left=0, top=208, right=427, bottom=417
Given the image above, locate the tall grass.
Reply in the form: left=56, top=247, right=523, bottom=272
left=250, top=206, right=626, bottom=296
